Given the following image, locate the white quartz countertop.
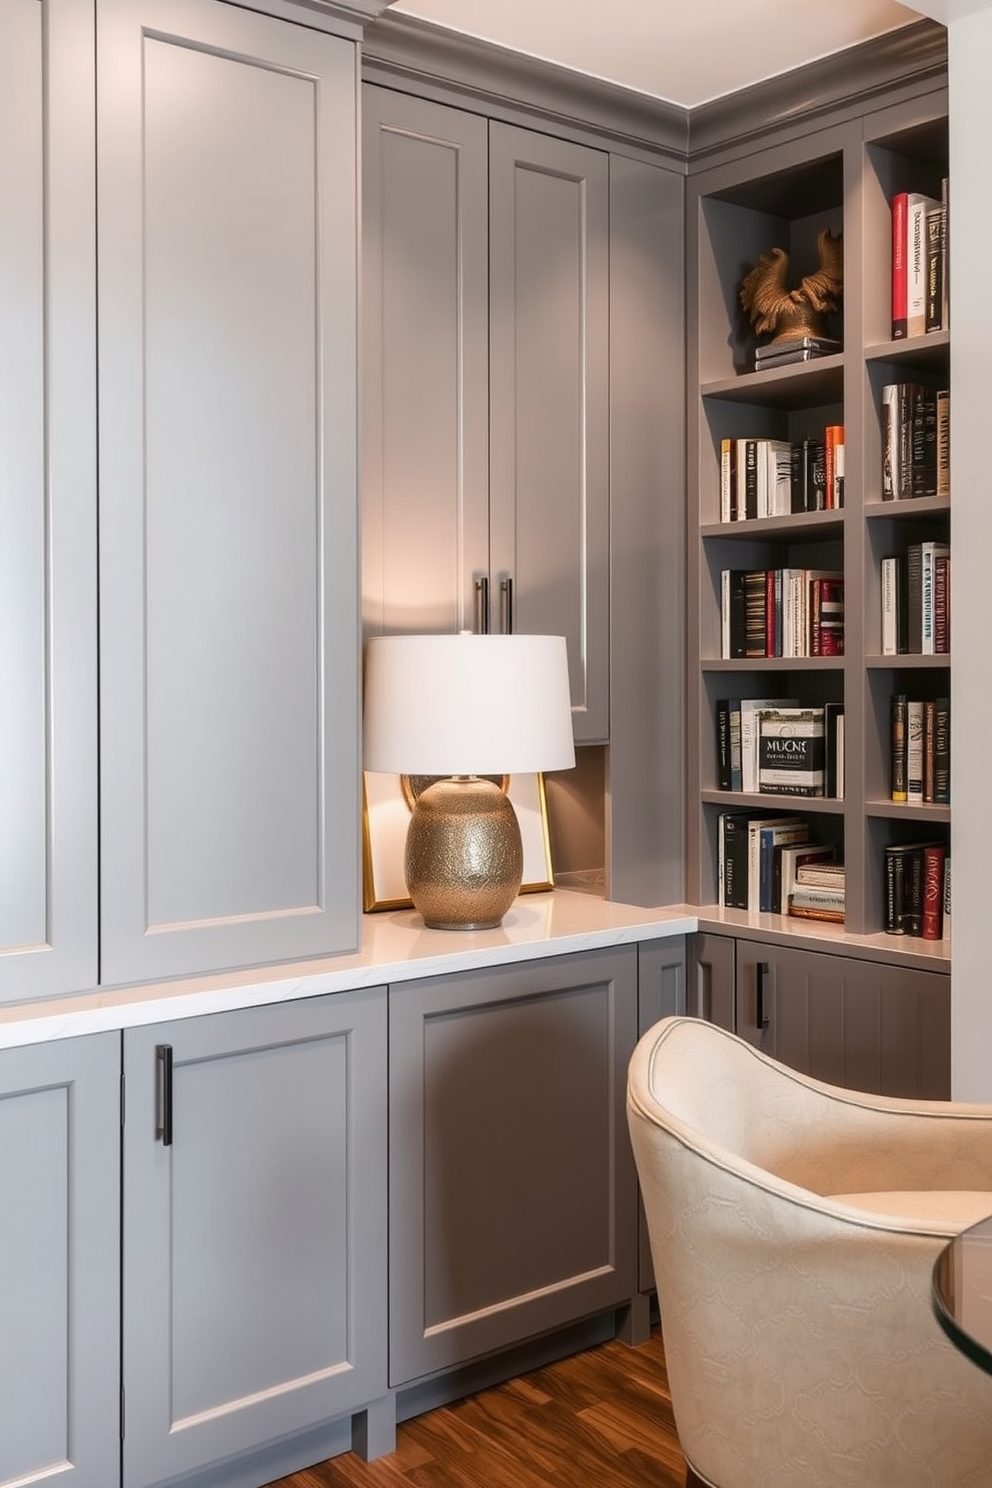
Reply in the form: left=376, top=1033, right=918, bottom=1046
left=0, top=891, right=696, bottom=1050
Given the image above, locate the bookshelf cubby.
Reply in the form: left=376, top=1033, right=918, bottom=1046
left=688, top=91, right=950, bottom=955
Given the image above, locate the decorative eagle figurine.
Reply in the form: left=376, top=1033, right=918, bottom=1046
left=739, top=227, right=843, bottom=346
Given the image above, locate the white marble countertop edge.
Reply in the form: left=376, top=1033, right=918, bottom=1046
left=0, top=892, right=697, bottom=1050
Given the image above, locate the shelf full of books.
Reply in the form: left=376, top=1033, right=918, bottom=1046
left=717, top=809, right=845, bottom=922
left=889, top=693, right=950, bottom=806
left=688, top=90, right=950, bottom=950
left=716, top=699, right=844, bottom=799
left=719, top=424, right=844, bottom=520
left=721, top=568, right=844, bottom=659
left=883, top=840, right=949, bottom=941
left=891, top=181, right=948, bottom=342
left=880, top=545, right=949, bottom=656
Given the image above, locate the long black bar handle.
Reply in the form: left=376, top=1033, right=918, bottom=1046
left=694, top=959, right=711, bottom=1022
left=499, top=575, right=513, bottom=634
left=474, top=575, right=489, bottom=634
left=755, top=962, right=771, bottom=1031
left=155, top=1044, right=174, bottom=1146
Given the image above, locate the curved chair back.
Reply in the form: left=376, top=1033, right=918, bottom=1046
left=627, top=1016, right=992, bottom=1488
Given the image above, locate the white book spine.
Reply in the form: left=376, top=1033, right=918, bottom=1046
left=906, top=699, right=924, bottom=802
left=881, top=556, right=897, bottom=656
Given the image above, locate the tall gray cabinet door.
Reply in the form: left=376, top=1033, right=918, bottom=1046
left=122, top=989, right=388, bottom=1488
left=734, top=940, right=950, bottom=1098
left=0, top=1034, right=120, bottom=1488
left=0, top=0, right=98, bottom=1002
left=389, top=948, right=638, bottom=1386
left=488, top=125, right=610, bottom=744
left=96, top=0, right=361, bottom=986
left=362, top=86, right=490, bottom=639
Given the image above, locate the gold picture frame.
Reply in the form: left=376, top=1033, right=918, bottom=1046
left=362, top=771, right=555, bottom=912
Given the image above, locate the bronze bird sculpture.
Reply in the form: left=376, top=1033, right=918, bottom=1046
left=739, top=227, right=843, bottom=346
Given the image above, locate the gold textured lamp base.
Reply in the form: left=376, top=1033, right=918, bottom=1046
left=404, top=776, right=523, bottom=930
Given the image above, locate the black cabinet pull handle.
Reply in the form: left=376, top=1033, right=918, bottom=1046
left=695, top=960, right=711, bottom=1021
left=474, top=574, right=489, bottom=634
left=156, top=1044, right=174, bottom=1146
left=499, top=575, right=513, bottom=634
left=756, top=962, right=771, bottom=1031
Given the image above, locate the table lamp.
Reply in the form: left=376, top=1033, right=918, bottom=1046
left=363, top=633, right=575, bottom=929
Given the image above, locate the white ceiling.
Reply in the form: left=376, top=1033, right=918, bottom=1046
left=389, top=0, right=928, bottom=109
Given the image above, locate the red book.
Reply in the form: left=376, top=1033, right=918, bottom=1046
left=921, top=844, right=946, bottom=940
left=892, top=191, right=908, bottom=339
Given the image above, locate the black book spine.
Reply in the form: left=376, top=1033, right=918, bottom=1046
left=885, top=848, right=906, bottom=935
left=933, top=697, right=950, bottom=804
left=906, top=543, right=923, bottom=653
left=727, top=570, right=747, bottom=658
left=722, top=814, right=750, bottom=911
left=716, top=700, right=731, bottom=790
left=911, top=387, right=938, bottom=497
left=744, top=439, right=759, bottom=521
left=891, top=694, right=908, bottom=802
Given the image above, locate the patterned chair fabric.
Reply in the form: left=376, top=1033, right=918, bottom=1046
left=627, top=1015, right=992, bottom=1488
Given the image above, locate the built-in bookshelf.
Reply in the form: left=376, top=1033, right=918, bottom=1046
left=687, top=87, right=950, bottom=951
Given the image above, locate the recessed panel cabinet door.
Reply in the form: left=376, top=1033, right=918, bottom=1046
left=362, top=86, right=490, bottom=639
left=734, top=939, right=950, bottom=1098
left=489, top=125, right=610, bottom=743
left=0, top=0, right=98, bottom=1001
left=388, top=948, right=638, bottom=1385
left=0, top=1034, right=120, bottom=1488
left=122, top=990, right=388, bottom=1488
left=97, top=0, right=361, bottom=985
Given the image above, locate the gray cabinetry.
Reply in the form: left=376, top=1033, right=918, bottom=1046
left=692, top=931, right=950, bottom=1098
left=362, top=87, right=610, bottom=743
left=0, top=1034, right=120, bottom=1488
left=122, top=989, right=389, bottom=1488
left=0, top=0, right=98, bottom=1002
left=735, top=938, right=950, bottom=1097
left=97, top=0, right=361, bottom=986
left=687, top=931, right=736, bottom=1030
left=488, top=123, right=610, bottom=742
left=388, top=947, right=638, bottom=1386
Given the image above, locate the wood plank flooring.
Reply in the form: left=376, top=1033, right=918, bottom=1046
left=263, top=1326, right=688, bottom=1488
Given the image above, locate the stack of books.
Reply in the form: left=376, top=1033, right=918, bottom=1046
left=788, top=861, right=846, bottom=923
left=753, top=335, right=841, bottom=371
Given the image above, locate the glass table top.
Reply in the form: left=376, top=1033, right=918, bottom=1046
left=933, top=1213, right=992, bottom=1374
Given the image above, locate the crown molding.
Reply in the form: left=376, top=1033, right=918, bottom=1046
left=361, top=11, right=689, bottom=166
left=360, top=12, right=946, bottom=173
left=235, top=0, right=394, bottom=35
left=687, top=17, right=948, bottom=166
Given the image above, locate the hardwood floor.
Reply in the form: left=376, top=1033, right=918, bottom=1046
left=263, top=1325, right=689, bottom=1488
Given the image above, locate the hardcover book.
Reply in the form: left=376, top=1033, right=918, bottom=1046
left=757, top=708, right=826, bottom=797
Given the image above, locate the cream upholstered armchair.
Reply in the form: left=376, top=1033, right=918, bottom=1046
left=627, top=1015, right=992, bottom=1488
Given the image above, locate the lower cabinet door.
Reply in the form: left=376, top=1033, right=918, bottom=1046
left=388, top=947, right=639, bottom=1386
left=122, top=989, right=387, bottom=1488
left=734, top=939, right=950, bottom=1097
left=686, top=932, right=736, bottom=1029
left=0, top=1033, right=121, bottom=1488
